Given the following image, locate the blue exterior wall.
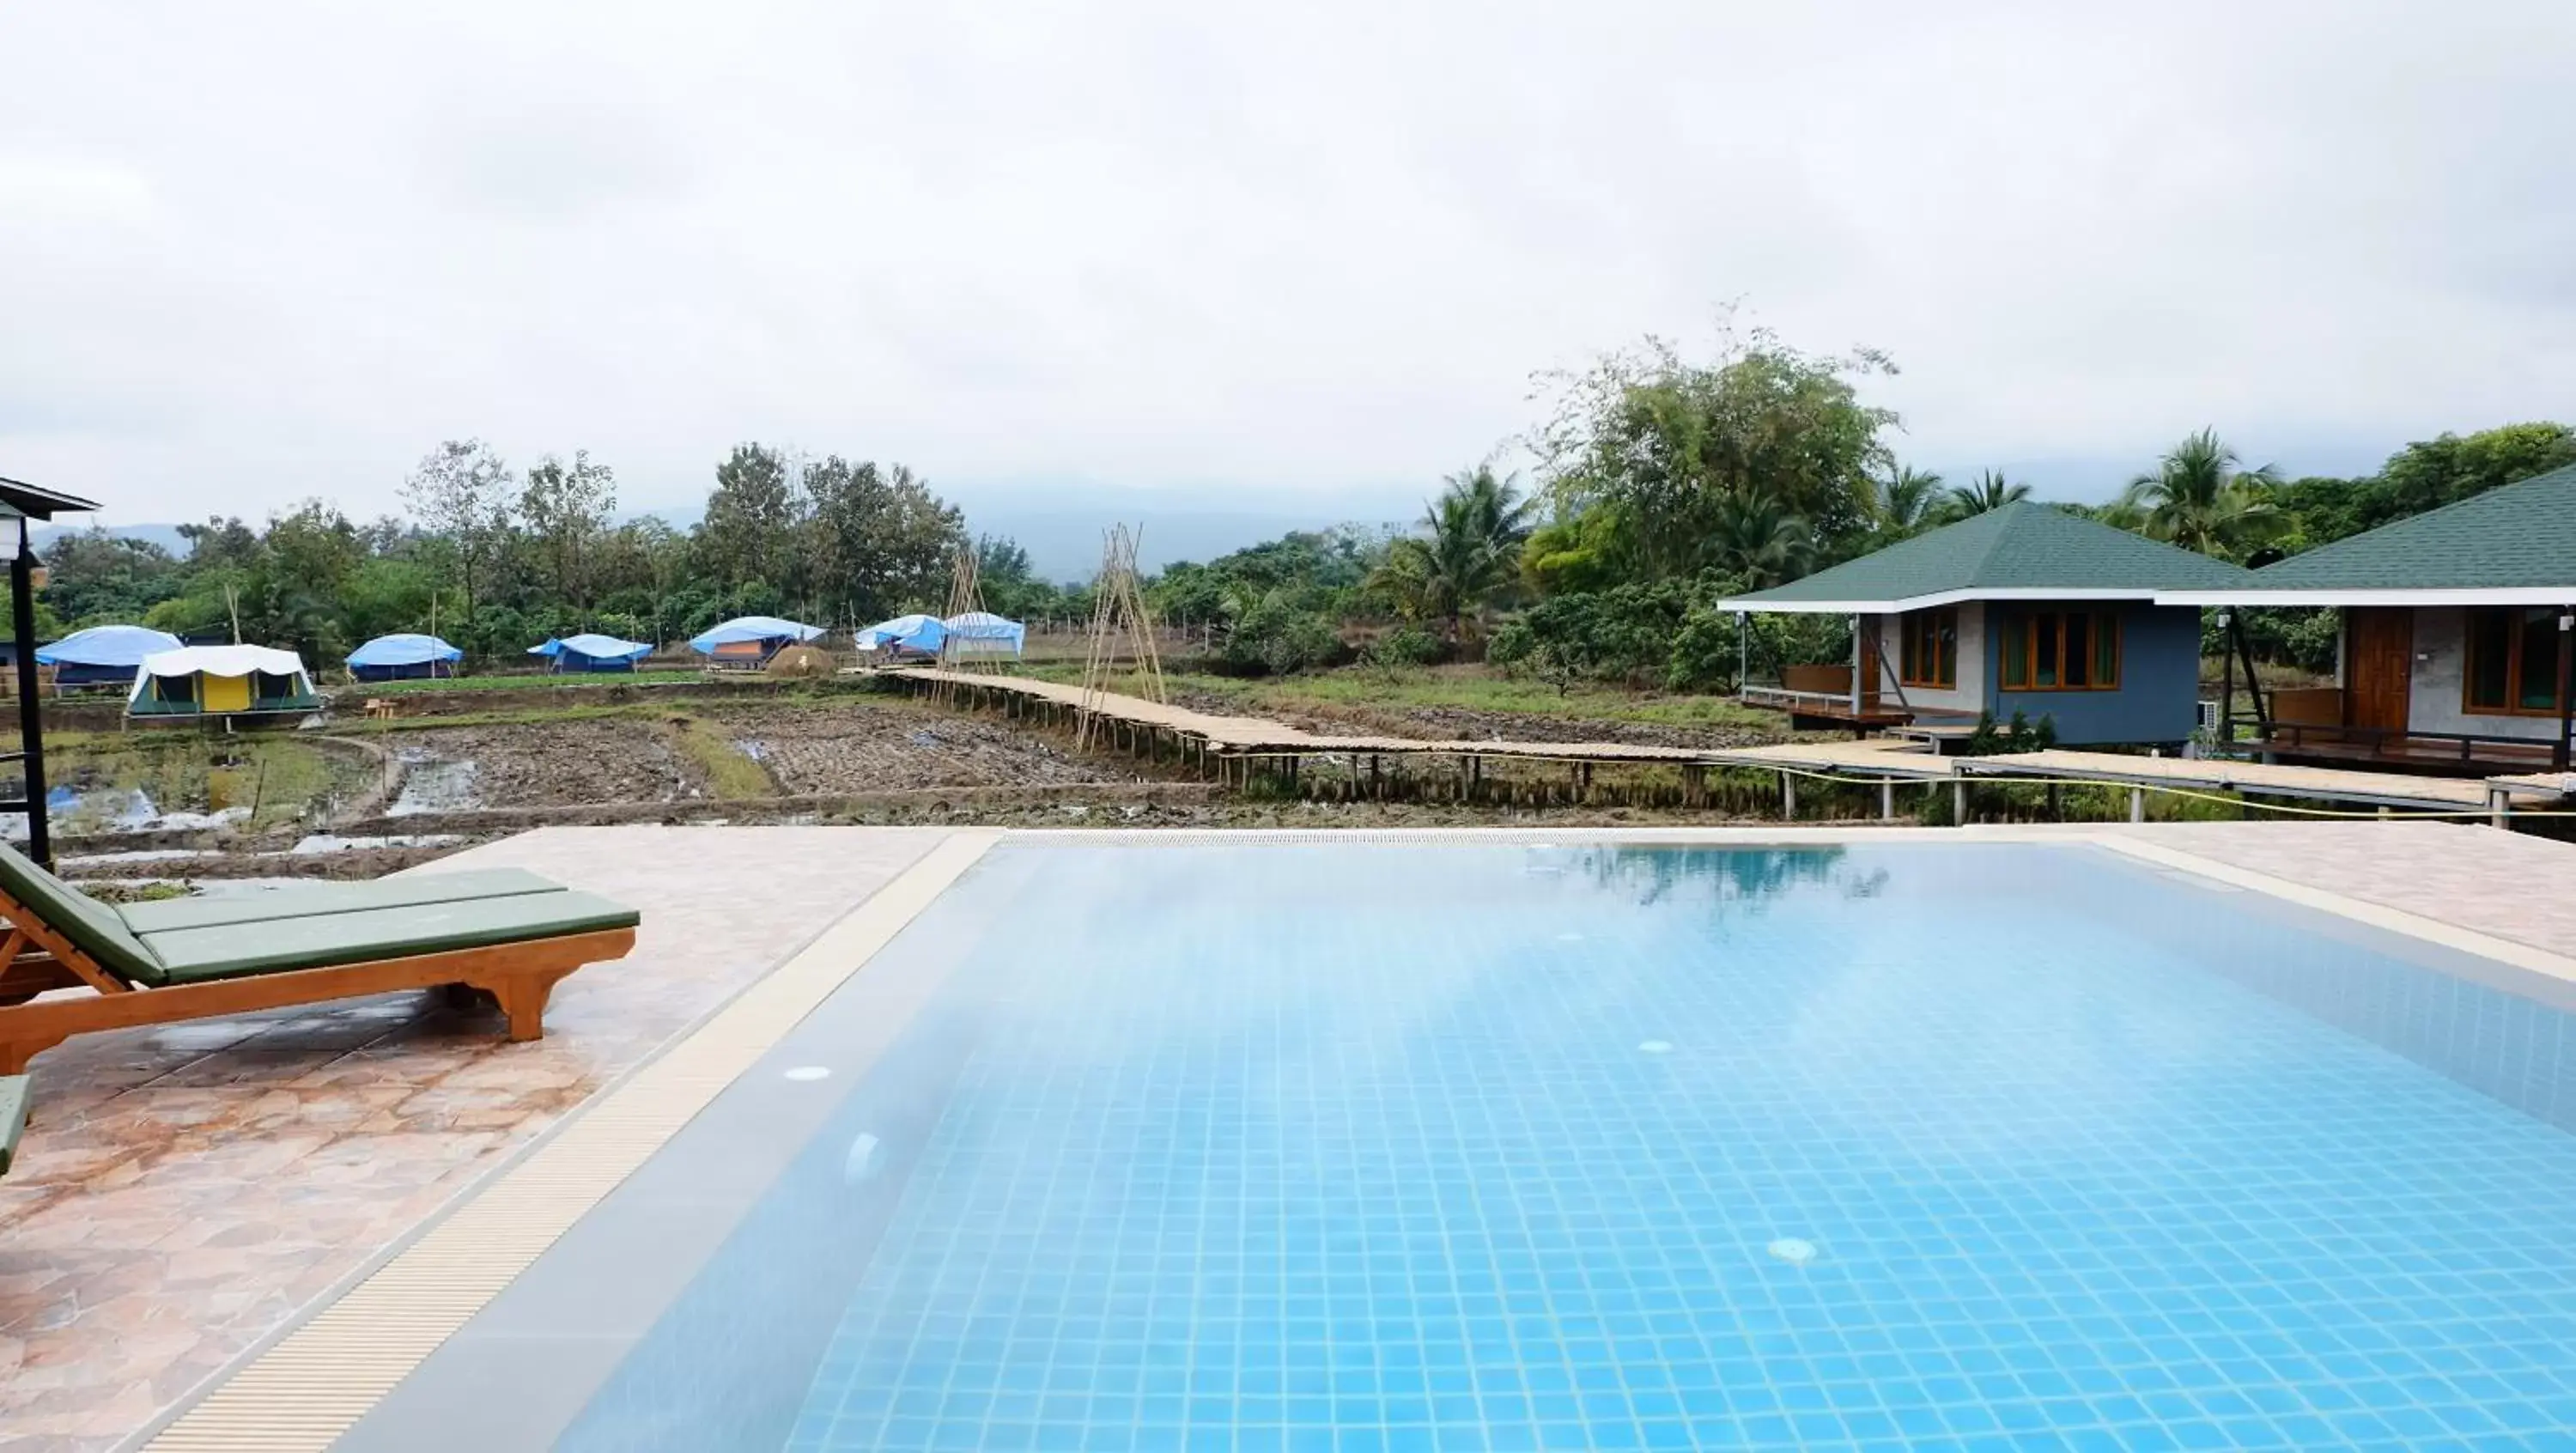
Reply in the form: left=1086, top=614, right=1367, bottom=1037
left=1981, top=601, right=2202, bottom=745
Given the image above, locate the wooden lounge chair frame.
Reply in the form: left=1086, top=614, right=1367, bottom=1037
left=0, top=880, right=635, bottom=1074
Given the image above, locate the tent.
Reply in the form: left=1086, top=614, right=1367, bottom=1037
left=346, top=633, right=463, bottom=682
left=529, top=634, right=653, bottom=673
left=854, top=614, right=945, bottom=657
left=939, top=611, right=1026, bottom=660
left=128, top=644, right=321, bottom=720
left=690, top=615, right=823, bottom=667
left=33, top=625, right=184, bottom=687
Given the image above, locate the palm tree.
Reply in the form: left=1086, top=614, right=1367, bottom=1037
left=2120, top=429, right=2281, bottom=559
left=1705, top=493, right=1814, bottom=589
left=1874, top=466, right=1944, bottom=538
left=1372, top=465, right=1537, bottom=641
left=1945, top=470, right=2031, bottom=519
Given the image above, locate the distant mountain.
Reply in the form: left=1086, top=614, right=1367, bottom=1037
left=29, top=521, right=196, bottom=558
left=37, top=483, right=1428, bottom=584
left=635, top=479, right=1425, bottom=582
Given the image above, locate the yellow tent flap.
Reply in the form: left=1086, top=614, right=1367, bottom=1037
left=199, top=673, right=252, bottom=712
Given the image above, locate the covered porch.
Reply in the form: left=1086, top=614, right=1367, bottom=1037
left=1736, top=654, right=1977, bottom=733
left=2166, top=461, right=2576, bottom=776
left=2197, top=603, right=2573, bottom=776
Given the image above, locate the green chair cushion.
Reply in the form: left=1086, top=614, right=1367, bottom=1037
left=133, top=891, right=641, bottom=984
left=0, top=1074, right=27, bottom=1178
left=0, top=840, right=163, bottom=986
left=115, top=868, right=569, bottom=934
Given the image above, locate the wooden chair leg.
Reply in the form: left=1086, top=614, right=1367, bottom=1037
left=478, top=970, right=574, bottom=1043
left=1, top=1034, right=67, bottom=1077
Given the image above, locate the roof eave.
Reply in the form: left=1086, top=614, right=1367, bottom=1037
left=0, top=475, right=103, bottom=520
left=1722, top=586, right=2209, bottom=615
left=2159, top=586, right=2576, bottom=607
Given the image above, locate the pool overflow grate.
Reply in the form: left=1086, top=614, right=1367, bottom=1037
left=137, top=831, right=1001, bottom=1453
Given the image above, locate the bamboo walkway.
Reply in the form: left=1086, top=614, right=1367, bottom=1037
left=886, top=667, right=2575, bottom=821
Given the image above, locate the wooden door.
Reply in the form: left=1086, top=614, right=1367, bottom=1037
left=2344, top=608, right=2412, bottom=734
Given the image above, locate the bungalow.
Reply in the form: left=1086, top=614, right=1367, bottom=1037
left=1724, top=502, right=2257, bottom=747
left=2160, top=461, right=2575, bottom=773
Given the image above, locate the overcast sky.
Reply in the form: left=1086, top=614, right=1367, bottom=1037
left=4, top=1, right=2573, bottom=532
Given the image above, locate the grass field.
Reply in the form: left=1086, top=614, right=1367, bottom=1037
left=1018, top=662, right=1781, bottom=730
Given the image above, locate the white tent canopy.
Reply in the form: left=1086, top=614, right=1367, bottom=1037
left=129, top=645, right=313, bottom=702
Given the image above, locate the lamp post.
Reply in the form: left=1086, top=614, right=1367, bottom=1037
left=10, top=519, right=50, bottom=865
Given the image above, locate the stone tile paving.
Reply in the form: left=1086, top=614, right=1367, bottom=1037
left=0, top=826, right=948, bottom=1453
left=2, top=821, right=2570, bottom=1452
left=2129, top=820, right=2576, bottom=960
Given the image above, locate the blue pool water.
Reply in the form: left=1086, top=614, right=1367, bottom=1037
left=556, top=844, right=2576, bottom=1450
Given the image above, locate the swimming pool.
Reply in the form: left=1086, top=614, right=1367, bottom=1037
left=335, top=842, right=2576, bottom=1450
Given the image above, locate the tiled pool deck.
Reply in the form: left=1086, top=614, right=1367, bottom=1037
left=0, top=821, right=2570, bottom=1452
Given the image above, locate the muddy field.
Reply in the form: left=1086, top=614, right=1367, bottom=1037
left=710, top=700, right=1124, bottom=794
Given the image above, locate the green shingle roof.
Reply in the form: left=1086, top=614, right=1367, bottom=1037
left=2241, top=462, right=2576, bottom=592
left=1725, top=502, right=2256, bottom=610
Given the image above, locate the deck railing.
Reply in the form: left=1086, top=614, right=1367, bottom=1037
left=1740, top=684, right=1882, bottom=714
left=2229, top=714, right=2571, bottom=770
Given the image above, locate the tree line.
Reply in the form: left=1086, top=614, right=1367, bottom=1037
left=35, top=321, right=2572, bottom=687
left=35, top=441, right=1078, bottom=665
left=1133, top=319, right=2573, bottom=687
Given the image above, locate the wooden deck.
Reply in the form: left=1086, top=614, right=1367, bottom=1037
left=2255, top=732, right=2564, bottom=777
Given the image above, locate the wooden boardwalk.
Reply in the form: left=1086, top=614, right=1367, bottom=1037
left=888, top=668, right=2575, bottom=821
left=1956, top=749, right=2567, bottom=815
left=896, top=668, right=1728, bottom=763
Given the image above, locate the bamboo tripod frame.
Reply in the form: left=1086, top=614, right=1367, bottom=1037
left=1077, top=524, right=1166, bottom=751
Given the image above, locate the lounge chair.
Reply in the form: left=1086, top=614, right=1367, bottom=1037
left=0, top=1073, right=24, bottom=1176
left=0, top=842, right=639, bottom=1078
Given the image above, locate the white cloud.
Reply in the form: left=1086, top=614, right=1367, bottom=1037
left=2, top=0, right=2572, bottom=528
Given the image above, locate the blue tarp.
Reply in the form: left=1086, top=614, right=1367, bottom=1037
left=940, top=611, right=1026, bottom=657
left=690, top=616, right=823, bottom=654
left=35, top=624, right=185, bottom=686
left=855, top=614, right=945, bottom=653
left=346, top=633, right=463, bottom=681
left=529, top=634, right=653, bottom=672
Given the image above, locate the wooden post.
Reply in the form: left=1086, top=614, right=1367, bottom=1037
left=1848, top=614, right=1863, bottom=716
left=2215, top=610, right=2237, bottom=755
left=2555, top=608, right=2572, bottom=771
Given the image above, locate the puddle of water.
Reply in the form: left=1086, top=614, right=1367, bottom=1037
left=58, top=848, right=218, bottom=866
left=387, top=756, right=483, bottom=817
left=10, top=785, right=252, bottom=840
left=287, top=833, right=467, bottom=855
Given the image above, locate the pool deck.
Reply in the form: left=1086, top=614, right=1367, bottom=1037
left=2, top=821, right=2573, bottom=1451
